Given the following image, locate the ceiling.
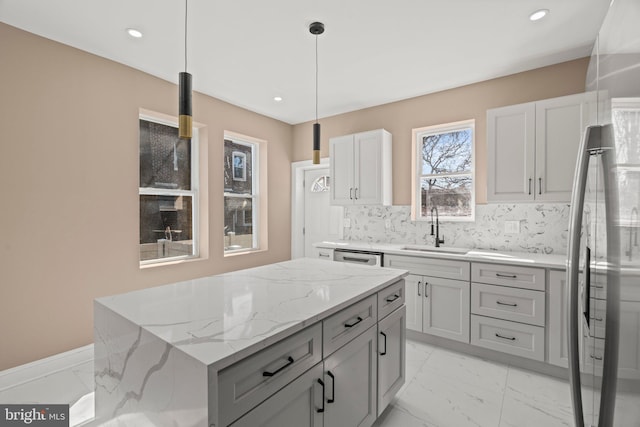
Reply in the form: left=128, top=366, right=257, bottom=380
left=0, top=0, right=610, bottom=125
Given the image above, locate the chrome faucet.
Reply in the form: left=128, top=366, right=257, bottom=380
left=430, top=206, right=445, bottom=248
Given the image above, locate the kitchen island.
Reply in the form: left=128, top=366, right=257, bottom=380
left=94, top=258, right=408, bottom=426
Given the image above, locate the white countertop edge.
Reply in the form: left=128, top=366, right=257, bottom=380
left=314, top=240, right=567, bottom=269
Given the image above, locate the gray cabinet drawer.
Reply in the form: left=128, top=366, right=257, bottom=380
left=470, top=315, right=544, bottom=361
left=323, top=294, right=377, bottom=357
left=471, top=283, right=545, bottom=326
left=471, top=263, right=545, bottom=291
left=229, top=362, right=324, bottom=427
left=384, top=254, right=470, bottom=281
left=378, top=280, right=405, bottom=320
left=218, top=323, right=323, bottom=427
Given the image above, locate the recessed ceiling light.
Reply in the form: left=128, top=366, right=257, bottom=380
left=274, top=96, right=283, bottom=102
left=127, top=28, right=143, bottom=38
left=529, top=9, right=549, bottom=21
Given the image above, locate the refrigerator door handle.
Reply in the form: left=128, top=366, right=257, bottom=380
left=567, top=125, right=602, bottom=427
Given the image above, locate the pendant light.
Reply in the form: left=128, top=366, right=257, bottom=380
left=178, top=0, right=192, bottom=139
left=309, top=22, right=324, bottom=164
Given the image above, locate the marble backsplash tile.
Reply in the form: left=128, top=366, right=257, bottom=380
left=343, top=204, right=570, bottom=255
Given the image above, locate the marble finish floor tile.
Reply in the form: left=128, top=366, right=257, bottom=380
left=498, top=367, right=573, bottom=427
left=0, top=339, right=582, bottom=427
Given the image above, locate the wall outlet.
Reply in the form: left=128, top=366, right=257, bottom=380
left=344, top=218, right=351, bottom=228
left=505, top=220, right=520, bottom=234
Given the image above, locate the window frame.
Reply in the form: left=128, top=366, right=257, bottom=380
left=139, top=114, right=200, bottom=265
left=411, top=119, right=475, bottom=222
left=224, top=133, right=261, bottom=254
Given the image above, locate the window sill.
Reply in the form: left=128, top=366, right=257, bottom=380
left=140, top=255, right=203, bottom=269
left=223, top=248, right=266, bottom=258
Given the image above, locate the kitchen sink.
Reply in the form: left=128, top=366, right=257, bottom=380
left=400, top=245, right=469, bottom=255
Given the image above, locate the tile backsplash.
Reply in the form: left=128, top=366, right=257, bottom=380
left=343, top=204, right=570, bottom=255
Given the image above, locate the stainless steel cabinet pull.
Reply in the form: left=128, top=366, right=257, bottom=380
left=327, top=371, right=335, bottom=403
left=496, top=273, right=517, bottom=279
left=417, top=281, right=422, bottom=296
left=385, top=294, right=400, bottom=303
left=590, top=354, right=603, bottom=361
left=344, top=316, right=363, bottom=328
left=539, top=177, right=542, bottom=195
left=528, top=178, right=532, bottom=195
left=319, top=253, right=330, bottom=258
left=380, top=332, right=387, bottom=356
left=424, top=282, right=429, bottom=297
left=354, top=188, right=358, bottom=199
left=350, top=188, right=353, bottom=200
left=593, top=317, right=604, bottom=322
left=316, top=379, right=325, bottom=413
left=496, top=300, right=518, bottom=307
left=495, top=333, right=516, bottom=341
left=263, top=356, right=294, bottom=377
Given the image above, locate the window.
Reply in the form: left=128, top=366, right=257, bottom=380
left=224, top=135, right=259, bottom=253
left=139, top=117, right=198, bottom=263
left=412, top=119, right=475, bottom=221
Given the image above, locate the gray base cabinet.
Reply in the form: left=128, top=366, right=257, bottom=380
left=324, top=326, right=378, bottom=427
left=230, top=281, right=405, bottom=427
left=385, top=255, right=470, bottom=343
left=377, top=306, right=406, bottom=415
left=423, top=276, right=470, bottom=343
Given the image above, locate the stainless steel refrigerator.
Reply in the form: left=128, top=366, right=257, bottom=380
left=567, top=0, right=640, bottom=425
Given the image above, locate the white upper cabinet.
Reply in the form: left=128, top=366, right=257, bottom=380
left=330, top=129, right=392, bottom=206
left=487, top=92, right=594, bottom=202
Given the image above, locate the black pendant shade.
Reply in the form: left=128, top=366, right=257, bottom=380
left=179, top=71, right=192, bottom=139
left=313, top=122, right=321, bottom=164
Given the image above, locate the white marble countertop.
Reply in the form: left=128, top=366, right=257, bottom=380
left=314, top=240, right=567, bottom=269
left=95, top=258, right=407, bottom=370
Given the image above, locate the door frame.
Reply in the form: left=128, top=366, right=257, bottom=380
left=291, top=158, right=333, bottom=259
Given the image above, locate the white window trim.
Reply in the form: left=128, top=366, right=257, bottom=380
left=224, top=132, right=265, bottom=255
left=139, top=114, right=200, bottom=265
left=411, top=119, right=475, bottom=222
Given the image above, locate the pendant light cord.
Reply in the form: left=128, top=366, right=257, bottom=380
left=184, top=0, right=188, bottom=72
left=315, top=34, right=318, bottom=124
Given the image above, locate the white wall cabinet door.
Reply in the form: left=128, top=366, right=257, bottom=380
left=354, top=130, right=384, bottom=205
left=231, top=363, right=324, bottom=427
left=535, top=93, right=592, bottom=202
left=404, top=274, right=423, bottom=332
left=487, top=102, right=536, bottom=202
left=377, top=306, right=406, bottom=416
left=487, top=92, right=592, bottom=203
left=547, top=269, right=568, bottom=367
left=323, top=325, right=377, bottom=427
left=330, top=134, right=356, bottom=205
left=329, top=129, right=392, bottom=206
left=423, top=277, right=470, bottom=343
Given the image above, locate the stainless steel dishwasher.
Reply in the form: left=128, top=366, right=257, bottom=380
left=333, top=249, right=383, bottom=266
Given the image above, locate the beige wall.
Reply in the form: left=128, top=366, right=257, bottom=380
left=0, top=21, right=589, bottom=371
left=0, top=23, right=293, bottom=370
left=292, top=57, right=589, bottom=205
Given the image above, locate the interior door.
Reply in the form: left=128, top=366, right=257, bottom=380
left=304, top=167, right=343, bottom=257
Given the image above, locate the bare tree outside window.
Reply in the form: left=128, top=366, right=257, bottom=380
left=414, top=120, right=475, bottom=220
